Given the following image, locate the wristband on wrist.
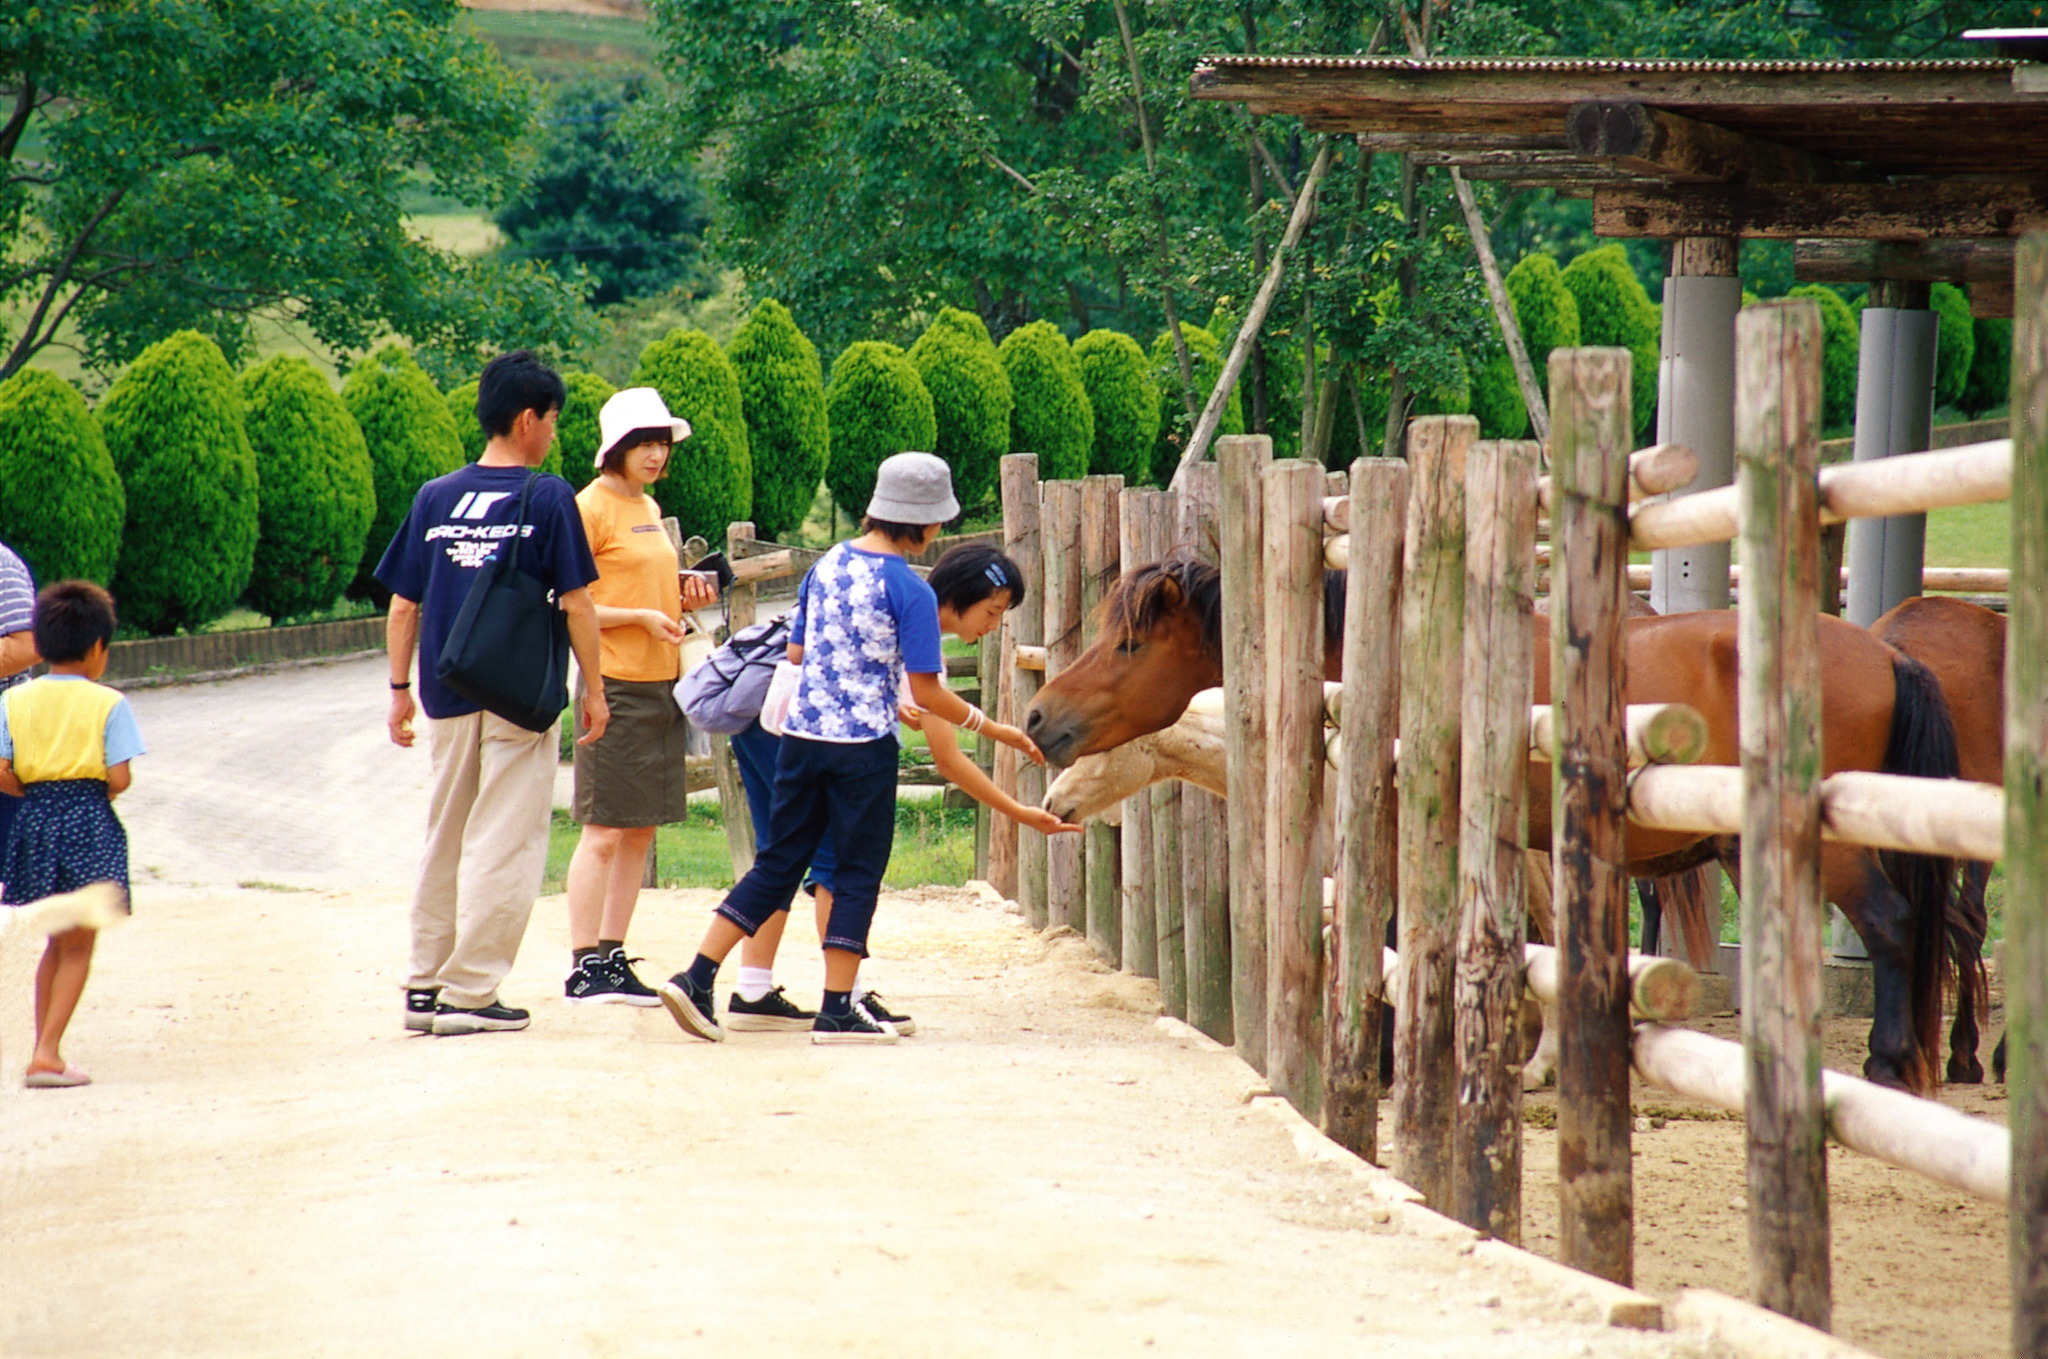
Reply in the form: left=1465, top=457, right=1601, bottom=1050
left=390, top=680, right=411, bottom=690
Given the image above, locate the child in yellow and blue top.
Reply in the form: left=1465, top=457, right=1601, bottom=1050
left=0, top=581, right=144, bottom=1089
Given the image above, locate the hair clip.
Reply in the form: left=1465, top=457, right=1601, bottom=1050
left=983, top=562, right=1008, bottom=588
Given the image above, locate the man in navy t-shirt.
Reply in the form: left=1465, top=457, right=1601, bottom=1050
left=375, top=350, right=606, bottom=1037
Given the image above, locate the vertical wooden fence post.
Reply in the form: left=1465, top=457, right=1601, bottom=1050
left=1451, top=439, right=1538, bottom=1243
left=1328, top=459, right=1406, bottom=1162
left=1394, top=414, right=1475, bottom=1208
left=1001, top=455, right=1045, bottom=925
left=1120, top=487, right=1163, bottom=979
left=1178, top=462, right=1232, bottom=1043
left=973, top=628, right=995, bottom=881
left=713, top=522, right=760, bottom=878
left=1082, top=474, right=1124, bottom=965
left=1041, top=478, right=1086, bottom=931
left=1263, top=459, right=1326, bottom=1118
left=1736, top=301, right=1831, bottom=1329
left=1550, top=349, right=1636, bottom=1287
left=1218, top=433, right=1271, bottom=1072
left=2008, top=230, right=2048, bottom=1359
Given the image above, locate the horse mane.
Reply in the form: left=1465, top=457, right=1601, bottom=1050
left=1100, top=550, right=1348, bottom=660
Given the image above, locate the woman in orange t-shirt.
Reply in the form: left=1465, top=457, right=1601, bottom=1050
left=562, top=388, right=719, bottom=1006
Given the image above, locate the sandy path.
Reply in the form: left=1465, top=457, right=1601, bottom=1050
left=0, top=661, right=1706, bottom=1357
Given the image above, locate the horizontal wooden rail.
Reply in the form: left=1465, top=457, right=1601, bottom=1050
left=1592, top=564, right=2012, bottom=593
left=1383, top=944, right=1699, bottom=1022
left=1627, top=765, right=2004, bottom=861
left=1633, top=1022, right=2009, bottom=1203
left=1536, top=442, right=1699, bottom=514
left=1014, top=645, right=1048, bottom=672
left=1338, top=701, right=1708, bottom=772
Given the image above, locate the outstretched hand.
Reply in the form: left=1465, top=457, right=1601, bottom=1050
left=1016, top=805, right=1082, bottom=836
left=990, top=721, right=1045, bottom=766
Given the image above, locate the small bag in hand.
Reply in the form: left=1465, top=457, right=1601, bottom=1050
left=436, top=471, right=572, bottom=733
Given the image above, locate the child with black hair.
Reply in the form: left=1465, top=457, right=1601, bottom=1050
left=0, top=581, right=143, bottom=1088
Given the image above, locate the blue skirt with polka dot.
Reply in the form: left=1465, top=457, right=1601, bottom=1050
left=2, top=779, right=129, bottom=907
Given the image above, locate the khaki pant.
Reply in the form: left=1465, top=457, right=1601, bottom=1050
left=405, top=710, right=557, bottom=1009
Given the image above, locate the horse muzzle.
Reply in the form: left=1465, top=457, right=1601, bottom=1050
left=1024, top=704, right=1087, bottom=768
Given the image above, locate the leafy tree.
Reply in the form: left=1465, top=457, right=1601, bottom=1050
left=1470, top=350, right=1529, bottom=440
left=1788, top=285, right=1860, bottom=430
left=908, top=308, right=1012, bottom=513
left=1505, top=253, right=1581, bottom=374
left=0, top=0, right=591, bottom=383
left=495, top=79, right=713, bottom=308
left=1409, top=350, right=1471, bottom=417
left=1962, top=317, right=2012, bottom=417
left=1930, top=282, right=1975, bottom=411
left=552, top=371, right=615, bottom=492
left=1149, top=325, right=1241, bottom=486
left=1000, top=322, right=1093, bottom=483
left=238, top=356, right=375, bottom=620
left=823, top=342, right=937, bottom=524
left=96, top=331, right=259, bottom=632
left=0, top=369, right=124, bottom=586
left=630, top=330, right=752, bottom=543
left=1072, top=329, right=1158, bottom=484
left=1561, top=244, right=1660, bottom=438
left=727, top=300, right=829, bottom=541
left=342, top=344, right=465, bottom=597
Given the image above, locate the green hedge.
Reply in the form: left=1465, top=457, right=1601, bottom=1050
left=342, top=344, right=464, bottom=596
left=1072, top=329, right=1158, bottom=484
left=445, top=380, right=486, bottom=462
left=1963, top=317, right=2012, bottom=416
left=1505, top=254, right=1581, bottom=388
left=908, top=307, right=1010, bottom=513
left=98, top=331, right=260, bottom=633
left=1930, top=283, right=1976, bottom=410
left=1470, top=351, right=1529, bottom=440
left=553, top=371, right=613, bottom=492
left=0, top=369, right=124, bottom=587
left=239, top=356, right=376, bottom=620
left=1787, top=286, right=1860, bottom=429
left=1149, top=324, right=1241, bottom=486
left=1000, top=321, right=1093, bottom=483
left=629, top=329, right=753, bottom=543
left=823, top=341, right=937, bottom=523
left=728, top=299, right=829, bottom=541
left=1561, top=244, right=1659, bottom=438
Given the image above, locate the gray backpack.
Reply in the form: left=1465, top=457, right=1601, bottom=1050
left=673, top=614, right=792, bottom=735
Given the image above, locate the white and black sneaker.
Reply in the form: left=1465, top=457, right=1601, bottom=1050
left=726, top=986, right=816, bottom=1032
left=404, top=988, right=440, bottom=1033
left=811, top=1007, right=899, bottom=1045
left=431, top=1001, right=531, bottom=1035
left=855, top=991, right=916, bottom=1037
left=604, top=947, right=661, bottom=1007
left=657, top=974, right=725, bottom=1042
left=566, top=953, right=661, bottom=1007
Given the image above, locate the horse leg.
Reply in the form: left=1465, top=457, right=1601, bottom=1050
left=1830, top=851, right=1932, bottom=1093
left=1947, top=859, right=1991, bottom=1084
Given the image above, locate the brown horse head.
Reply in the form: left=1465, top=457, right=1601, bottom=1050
left=1025, top=555, right=1224, bottom=767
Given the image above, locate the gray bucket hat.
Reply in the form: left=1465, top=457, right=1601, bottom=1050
left=866, top=451, right=960, bottom=523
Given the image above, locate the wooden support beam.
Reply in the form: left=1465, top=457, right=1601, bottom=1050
left=1178, top=462, right=1233, bottom=1045
left=1566, top=101, right=1863, bottom=184
left=1219, top=435, right=1272, bottom=1072
left=1794, top=237, right=2016, bottom=284
left=1356, top=132, right=1566, bottom=153
left=1595, top=182, right=2048, bottom=241
left=1974, top=279, right=2016, bottom=319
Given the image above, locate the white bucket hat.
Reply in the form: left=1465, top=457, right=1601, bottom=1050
left=866, top=451, right=959, bottom=523
left=595, top=387, right=691, bottom=468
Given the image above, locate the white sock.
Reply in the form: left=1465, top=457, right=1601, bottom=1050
left=851, top=978, right=871, bottom=1002
left=736, top=967, right=775, bottom=1003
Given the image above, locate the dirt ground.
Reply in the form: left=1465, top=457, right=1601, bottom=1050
left=0, top=658, right=1713, bottom=1358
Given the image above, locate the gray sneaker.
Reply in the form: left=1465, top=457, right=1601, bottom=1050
left=431, top=1001, right=531, bottom=1035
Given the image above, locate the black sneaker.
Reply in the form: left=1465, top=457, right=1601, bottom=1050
left=404, top=988, right=440, bottom=1033
left=565, top=953, right=661, bottom=1007
left=604, top=947, right=661, bottom=1007
left=855, top=991, right=916, bottom=1036
left=811, top=1006, right=899, bottom=1045
left=657, top=974, right=725, bottom=1042
left=431, top=1001, right=530, bottom=1035
left=726, top=986, right=817, bottom=1032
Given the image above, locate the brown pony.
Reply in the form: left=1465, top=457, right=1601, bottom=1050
left=1028, top=554, right=1972, bottom=1094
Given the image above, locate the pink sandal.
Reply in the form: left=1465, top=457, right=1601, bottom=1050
left=23, top=1065, right=91, bottom=1089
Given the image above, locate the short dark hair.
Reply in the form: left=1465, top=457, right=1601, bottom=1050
left=600, top=427, right=674, bottom=475
left=861, top=515, right=938, bottom=546
left=33, top=580, right=117, bottom=663
left=476, top=350, right=566, bottom=439
left=928, top=543, right=1024, bottom=613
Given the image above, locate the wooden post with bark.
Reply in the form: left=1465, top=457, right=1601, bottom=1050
left=1178, top=462, right=1232, bottom=1042
left=1082, top=474, right=1124, bottom=965
left=1219, top=434, right=1271, bottom=1071
left=1041, top=477, right=1085, bottom=931
left=2009, top=230, right=2048, bottom=1359
left=1263, top=459, right=1327, bottom=1118
left=1451, top=439, right=1538, bottom=1242
left=1549, top=349, right=1636, bottom=1287
left=713, top=522, right=760, bottom=878
left=1394, top=415, right=1475, bottom=1207
left=1120, top=487, right=1165, bottom=980
left=1736, top=300, right=1832, bottom=1329
left=1328, top=458, right=1406, bottom=1162
left=1002, top=455, right=1046, bottom=926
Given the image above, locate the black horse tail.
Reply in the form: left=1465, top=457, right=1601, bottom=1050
left=1880, top=651, right=1965, bottom=1091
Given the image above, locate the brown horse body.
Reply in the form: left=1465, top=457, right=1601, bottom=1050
left=1028, top=556, right=1973, bottom=1093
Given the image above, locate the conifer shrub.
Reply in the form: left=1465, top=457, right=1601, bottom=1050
left=342, top=344, right=464, bottom=596
left=1072, top=329, right=1158, bottom=483
left=1963, top=317, right=2012, bottom=416
left=1000, top=321, right=1093, bottom=484
left=823, top=341, right=937, bottom=523
left=1930, top=283, right=1976, bottom=410
left=446, top=380, right=486, bottom=461
left=1505, top=253, right=1581, bottom=373
left=96, top=331, right=259, bottom=633
left=239, top=356, right=376, bottom=620
left=551, top=370, right=613, bottom=491
left=908, top=307, right=1011, bottom=512
left=1148, top=324, right=1241, bottom=486
left=728, top=300, right=829, bottom=540
left=1469, top=351, right=1529, bottom=440
left=0, top=369, right=124, bottom=587
left=1561, top=244, right=1660, bottom=437
left=1787, top=285, right=1860, bottom=429
left=630, top=329, right=753, bottom=541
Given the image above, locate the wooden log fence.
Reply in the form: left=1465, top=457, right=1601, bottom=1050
left=1081, top=475, right=1124, bottom=966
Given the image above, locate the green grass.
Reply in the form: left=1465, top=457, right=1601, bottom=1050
left=541, top=800, right=978, bottom=894
left=457, top=8, right=658, bottom=82
left=1924, top=500, right=2009, bottom=569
